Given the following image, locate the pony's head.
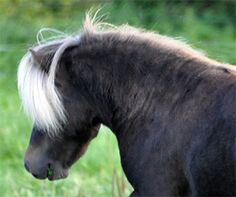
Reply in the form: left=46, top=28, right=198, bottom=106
left=18, top=16, right=103, bottom=180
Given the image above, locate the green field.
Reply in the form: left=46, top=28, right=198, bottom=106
left=0, top=1, right=235, bottom=197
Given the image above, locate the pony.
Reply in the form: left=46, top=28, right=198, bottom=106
left=18, top=14, right=236, bottom=196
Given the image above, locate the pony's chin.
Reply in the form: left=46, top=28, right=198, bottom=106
left=47, top=169, right=69, bottom=181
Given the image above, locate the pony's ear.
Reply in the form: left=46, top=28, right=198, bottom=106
left=29, top=48, right=44, bottom=65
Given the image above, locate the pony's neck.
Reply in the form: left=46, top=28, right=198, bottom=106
left=74, top=33, right=212, bottom=135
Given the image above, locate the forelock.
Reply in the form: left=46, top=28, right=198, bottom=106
left=17, top=37, right=79, bottom=135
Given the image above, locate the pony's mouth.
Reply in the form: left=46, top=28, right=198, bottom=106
left=46, top=164, right=69, bottom=181
left=25, top=161, right=69, bottom=181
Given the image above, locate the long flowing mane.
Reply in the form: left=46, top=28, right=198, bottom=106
left=18, top=12, right=233, bottom=135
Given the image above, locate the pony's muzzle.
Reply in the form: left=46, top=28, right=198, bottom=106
left=24, top=159, right=50, bottom=180
left=24, top=158, right=68, bottom=181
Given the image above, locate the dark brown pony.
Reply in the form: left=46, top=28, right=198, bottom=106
left=18, top=15, right=236, bottom=196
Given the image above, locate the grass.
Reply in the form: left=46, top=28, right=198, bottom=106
left=0, top=1, right=235, bottom=197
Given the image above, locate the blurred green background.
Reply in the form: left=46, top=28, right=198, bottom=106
left=0, top=0, right=235, bottom=197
